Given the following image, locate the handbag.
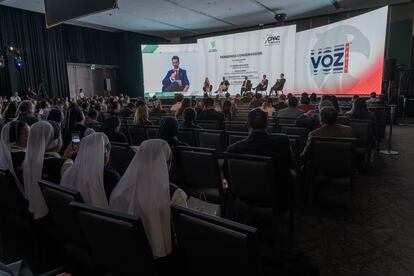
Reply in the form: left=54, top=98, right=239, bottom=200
left=186, top=193, right=220, bottom=216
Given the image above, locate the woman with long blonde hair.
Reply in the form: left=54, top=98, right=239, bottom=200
left=133, top=105, right=152, bottom=126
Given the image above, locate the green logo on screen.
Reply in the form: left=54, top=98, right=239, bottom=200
left=208, top=41, right=217, bottom=53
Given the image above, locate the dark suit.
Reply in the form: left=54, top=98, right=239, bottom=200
left=196, top=109, right=225, bottom=130
left=162, top=69, right=190, bottom=92
left=255, top=79, right=269, bottom=93
left=270, top=78, right=286, bottom=95
left=226, top=131, right=293, bottom=210
left=240, top=79, right=252, bottom=95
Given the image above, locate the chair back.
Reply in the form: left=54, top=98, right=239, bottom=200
left=171, top=204, right=261, bottom=276
left=176, top=146, right=223, bottom=204
left=109, top=142, right=134, bottom=175
left=177, top=128, right=198, bottom=146
left=310, top=136, right=356, bottom=177
left=39, top=180, right=84, bottom=245
left=0, top=169, right=30, bottom=217
left=225, top=153, right=275, bottom=206
left=197, top=130, right=225, bottom=155
left=70, top=202, right=156, bottom=275
left=195, top=120, right=218, bottom=130
left=127, top=126, right=147, bottom=146
left=226, top=131, right=249, bottom=146
left=225, top=122, right=249, bottom=132
left=349, top=120, right=372, bottom=148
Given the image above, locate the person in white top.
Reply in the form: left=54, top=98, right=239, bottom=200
left=10, top=91, right=21, bottom=103
left=109, top=139, right=172, bottom=258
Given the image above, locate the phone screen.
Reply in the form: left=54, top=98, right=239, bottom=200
left=71, top=132, right=80, bottom=145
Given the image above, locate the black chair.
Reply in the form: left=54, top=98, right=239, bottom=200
left=109, top=142, right=134, bottom=175
left=306, top=136, right=357, bottom=205
left=349, top=119, right=373, bottom=167
left=224, top=153, right=294, bottom=240
left=177, top=128, right=198, bottom=146
left=195, top=120, right=219, bottom=130
left=280, top=126, right=308, bottom=147
left=171, top=204, right=262, bottom=276
left=127, top=126, right=148, bottom=146
left=226, top=131, right=249, bottom=146
left=38, top=180, right=93, bottom=274
left=176, top=146, right=225, bottom=213
left=197, top=129, right=225, bottom=156
left=225, top=122, right=249, bottom=132
left=69, top=202, right=156, bottom=275
left=147, top=126, right=160, bottom=139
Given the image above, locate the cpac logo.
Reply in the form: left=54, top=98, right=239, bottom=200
left=264, top=34, right=280, bottom=45
left=311, top=43, right=350, bottom=75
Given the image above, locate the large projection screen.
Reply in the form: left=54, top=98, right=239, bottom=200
left=295, top=6, right=388, bottom=95
left=198, top=25, right=296, bottom=95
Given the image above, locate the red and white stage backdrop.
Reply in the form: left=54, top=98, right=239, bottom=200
left=295, top=6, right=388, bottom=95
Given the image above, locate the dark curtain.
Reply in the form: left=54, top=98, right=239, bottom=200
left=0, top=5, right=121, bottom=99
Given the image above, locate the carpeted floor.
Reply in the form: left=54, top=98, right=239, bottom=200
left=292, top=124, right=414, bottom=276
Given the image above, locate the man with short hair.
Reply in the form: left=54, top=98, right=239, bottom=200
left=226, top=108, right=293, bottom=210
left=85, top=109, right=99, bottom=125
left=17, top=100, right=39, bottom=126
left=277, top=97, right=305, bottom=118
left=162, top=56, right=190, bottom=92
left=366, top=92, right=378, bottom=105
left=302, top=107, right=353, bottom=157
left=196, top=97, right=225, bottom=129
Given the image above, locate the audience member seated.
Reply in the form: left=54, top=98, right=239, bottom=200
left=274, top=94, right=288, bottom=111
left=119, top=102, right=135, bottom=117
left=81, top=101, right=90, bottom=116
left=110, top=139, right=174, bottom=259
left=223, top=100, right=233, bottom=120
left=310, top=93, right=318, bottom=104
left=176, top=98, right=191, bottom=118
left=159, top=116, right=189, bottom=147
left=3, top=102, right=18, bottom=123
left=277, top=96, right=305, bottom=118
left=226, top=108, right=293, bottom=208
left=302, top=107, right=353, bottom=157
left=101, top=116, right=128, bottom=143
left=345, top=98, right=374, bottom=120
left=107, top=102, right=122, bottom=117
left=23, top=121, right=76, bottom=219
left=170, top=93, right=184, bottom=113
left=366, top=92, right=378, bottom=105
left=151, top=98, right=165, bottom=114
left=61, top=133, right=120, bottom=208
left=133, top=105, right=153, bottom=126
left=38, top=100, right=50, bottom=120
left=180, top=107, right=202, bottom=129
left=47, top=108, right=64, bottom=126
left=17, top=100, right=39, bottom=126
left=0, top=121, right=29, bottom=193
left=196, top=97, right=225, bottom=129
left=261, top=97, right=275, bottom=117
left=297, top=93, right=316, bottom=113
left=84, top=109, right=99, bottom=125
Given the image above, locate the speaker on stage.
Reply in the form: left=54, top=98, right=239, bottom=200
left=383, top=58, right=396, bottom=82
left=104, top=78, right=111, bottom=91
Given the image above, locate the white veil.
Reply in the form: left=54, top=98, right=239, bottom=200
left=61, top=132, right=109, bottom=208
left=23, top=121, right=61, bottom=219
left=109, top=139, right=172, bottom=258
left=0, top=122, right=25, bottom=195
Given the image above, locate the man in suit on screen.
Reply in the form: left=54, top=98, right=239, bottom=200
left=162, top=56, right=190, bottom=92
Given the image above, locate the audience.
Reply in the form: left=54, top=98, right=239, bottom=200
left=180, top=107, right=202, bottom=129
left=133, top=105, right=153, bottom=126
left=3, top=102, right=18, bottom=123
left=274, top=94, right=288, bottom=111
left=366, top=92, right=378, bottom=105
left=170, top=93, right=184, bottom=113
left=345, top=98, right=373, bottom=120
left=176, top=98, right=191, bottom=118
left=197, top=97, right=225, bottom=129
left=277, top=96, right=305, bottom=118
left=61, top=133, right=120, bottom=208
left=101, top=116, right=128, bottom=143
left=297, top=93, right=316, bottom=112
left=110, top=139, right=173, bottom=258
left=159, top=117, right=188, bottom=147
left=302, top=107, right=353, bottom=157
left=222, top=100, right=232, bottom=120
left=261, top=97, right=275, bottom=117
left=17, top=100, right=39, bottom=126
left=85, top=109, right=99, bottom=125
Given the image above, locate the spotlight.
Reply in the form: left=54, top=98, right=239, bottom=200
left=14, top=56, right=23, bottom=69
left=9, top=46, right=14, bottom=51
left=274, top=13, right=287, bottom=23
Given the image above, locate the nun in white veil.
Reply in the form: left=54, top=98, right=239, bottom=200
left=0, top=122, right=25, bottom=195
left=109, top=139, right=172, bottom=258
left=61, top=132, right=110, bottom=208
left=23, top=121, right=71, bottom=219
